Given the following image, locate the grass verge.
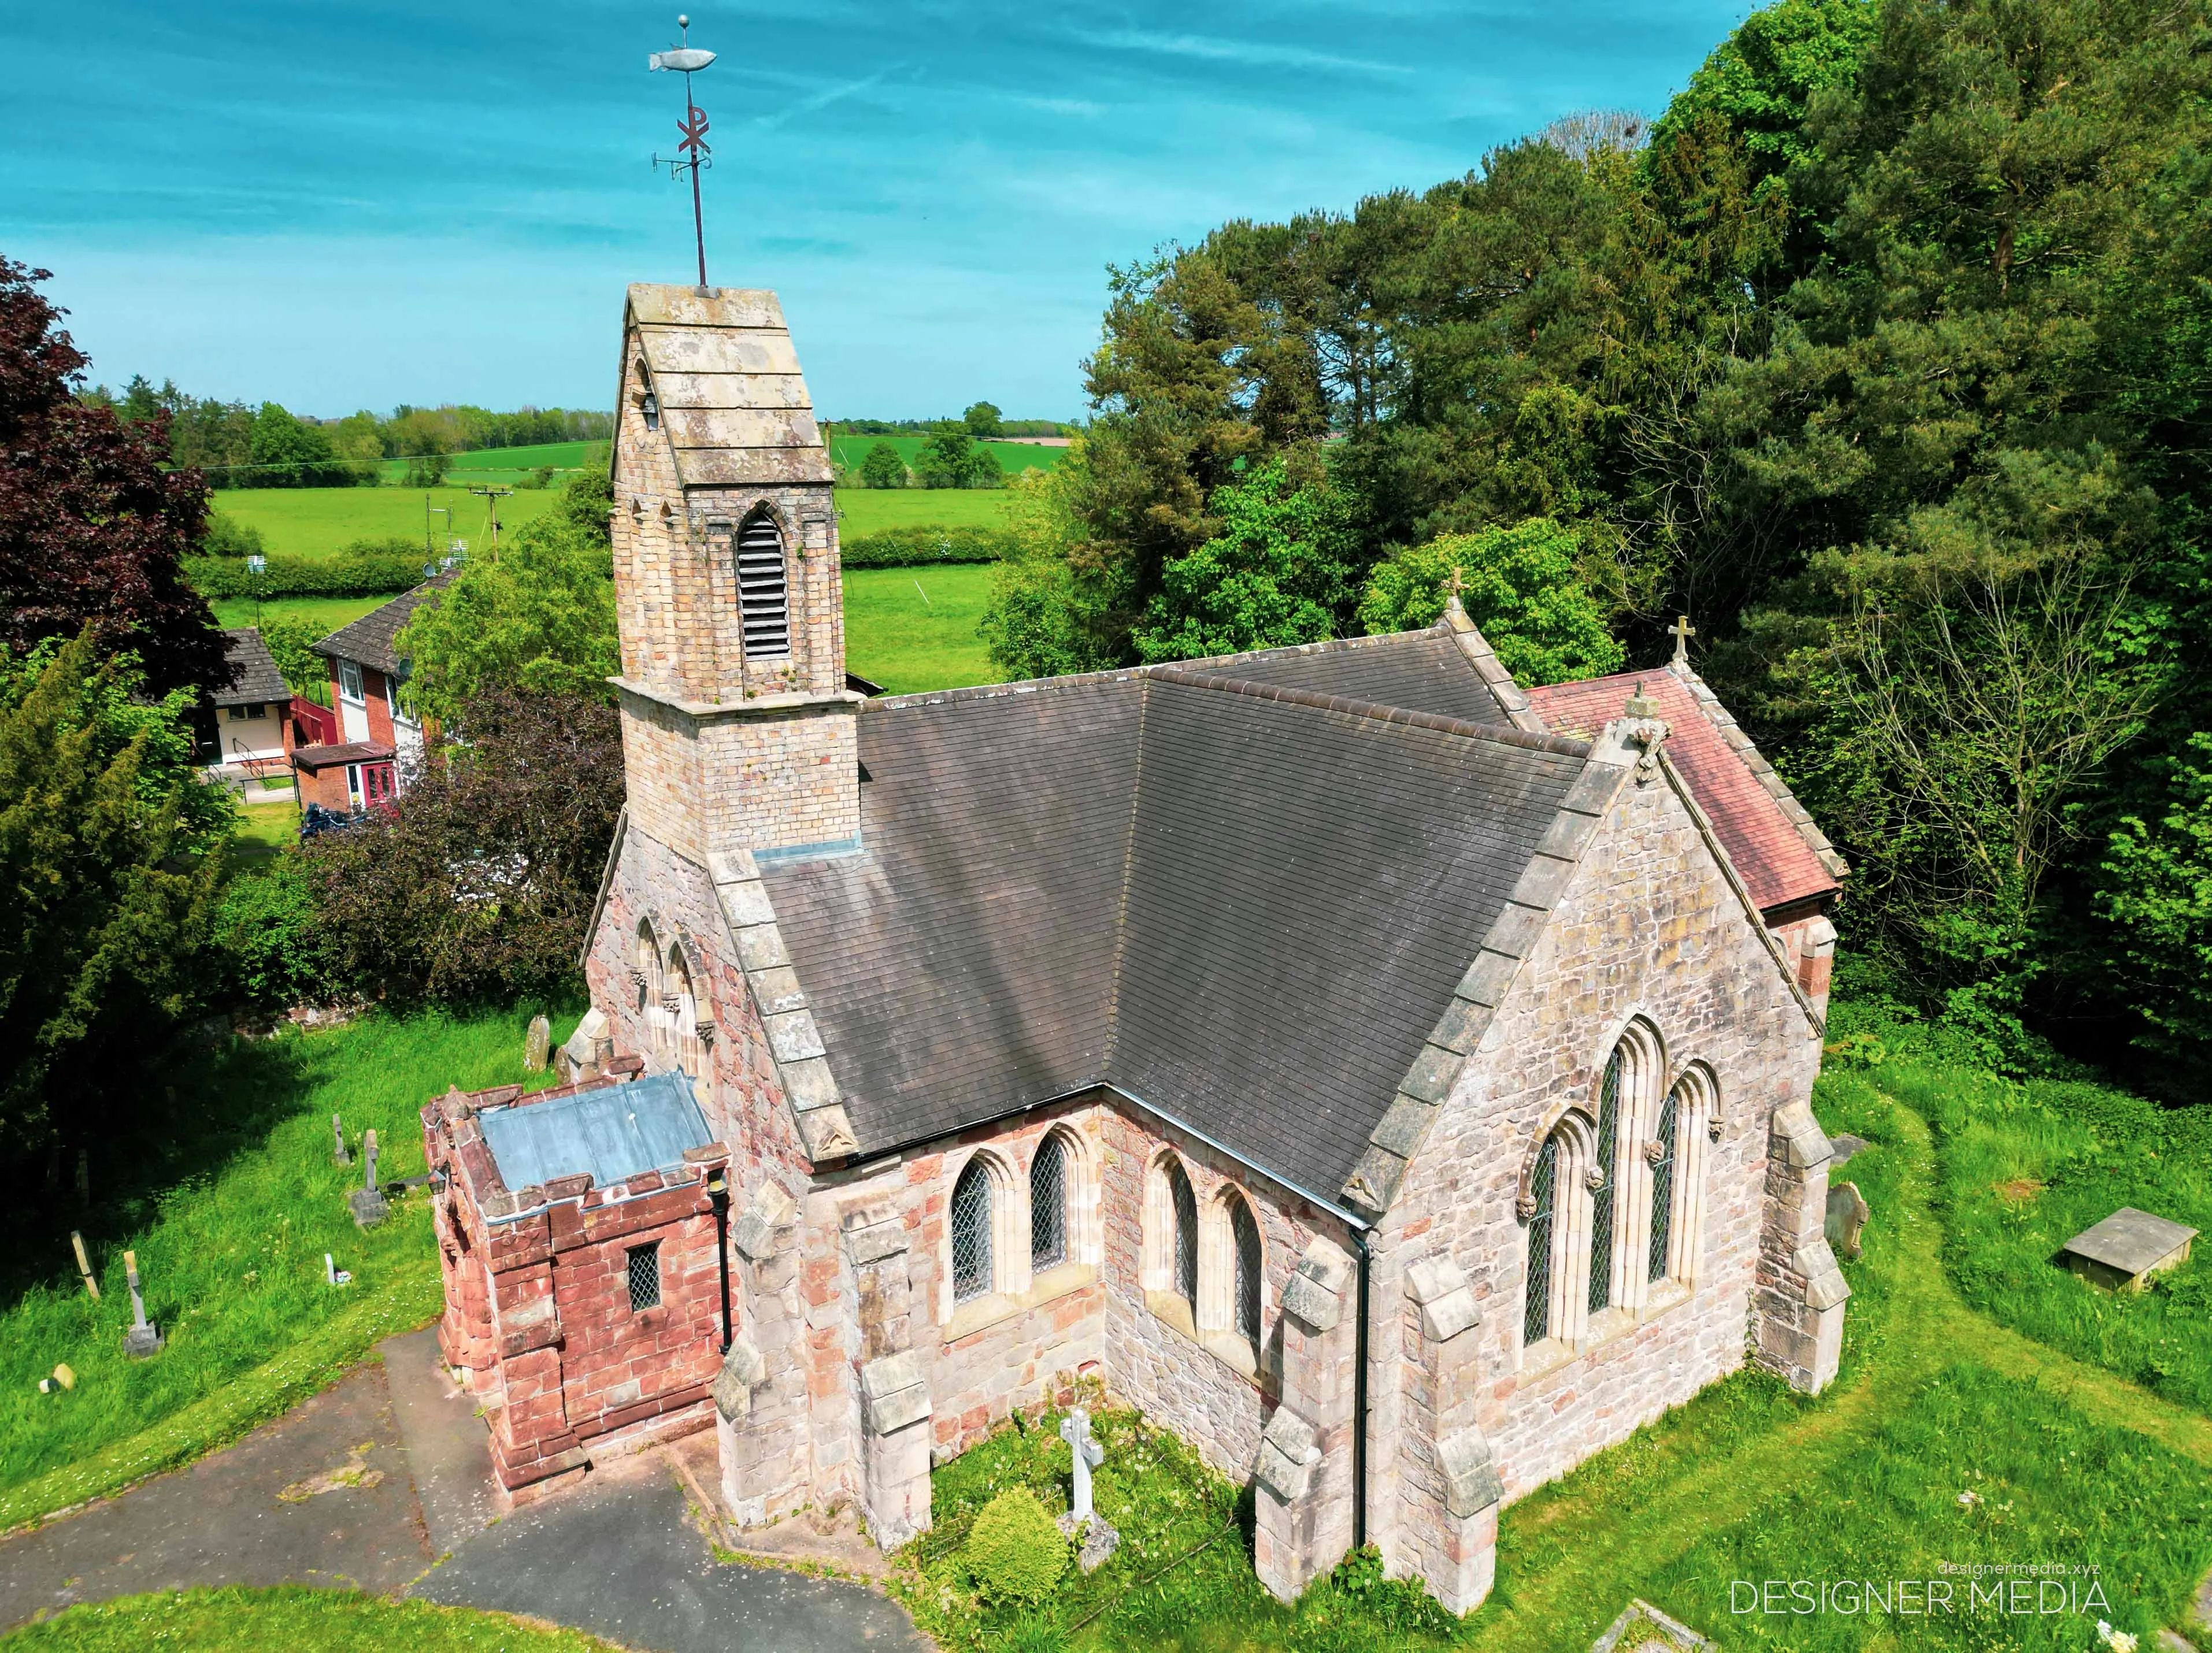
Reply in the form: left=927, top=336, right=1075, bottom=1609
left=1, top=1585, right=621, bottom=1650
left=0, top=1009, right=570, bottom=1531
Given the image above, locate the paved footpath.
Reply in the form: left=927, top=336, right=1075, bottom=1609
left=0, top=1329, right=922, bottom=1653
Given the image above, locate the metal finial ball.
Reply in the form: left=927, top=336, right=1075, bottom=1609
left=677, top=13, right=689, bottom=27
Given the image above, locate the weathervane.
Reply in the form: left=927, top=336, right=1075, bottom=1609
left=650, top=15, right=718, bottom=291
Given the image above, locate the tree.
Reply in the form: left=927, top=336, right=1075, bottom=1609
left=0, top=257, right=232, bottom=696
left=1358, top=520, right=1626, bottom=684
left=301, top=683, right=625, bottom=1006
left=247, top=402, right=353, bottom=488
left=1131, top=457, right=1357, bottom=663
left=858, top=440, right=909, bottom=489
left=916, top=429, right=998, bottom=490
left=0, top=631, right=232, bottom=1178
left=979, top=460, right=1127, bottom=680
left=964, top=401, right=1004, bottom=439
left=397, top=471, right=618, bottom=725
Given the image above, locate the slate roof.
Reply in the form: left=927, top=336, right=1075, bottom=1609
left=1187, top=631, right=1516, bottom=726
left=215, top=628, right=290, bottom=706
left=761, top=632, right=1591, bottom=1202
left=312, top=572, right=456, bottom=679
left=293, top=740, right=395, bottom=767
left=478, top=1070, right=710, bottom=1192
left=1526, top=666, right=1843, bottom=917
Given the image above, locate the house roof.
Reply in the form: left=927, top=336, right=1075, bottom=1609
left=625, top=284, right=833, bottom=489
left=293, top=740, right=395, bottom=768
left=1525, top=665, right=1844, bottom=917
left=477, top=1071, right=710, bottom=1193
left=761, top=631, right=1592, bottom=1202
left=312, top=572, right=456, bottom=679
left=216, top=628, right=290, bottom=706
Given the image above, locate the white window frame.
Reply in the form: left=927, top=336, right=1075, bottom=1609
left=338, top=660, right=365, bottom=705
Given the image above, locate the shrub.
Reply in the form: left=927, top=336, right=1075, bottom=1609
left=963, top=1487, right=1068, bottom=1606
left=184, top=539, right=428, bottom=599
left=201, top=512, right=265, bottom=559
left=842, top=525, right=1014, bottom=568
left=214, top=857, right=340, bottom=1009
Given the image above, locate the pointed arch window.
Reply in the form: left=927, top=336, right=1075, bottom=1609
left=1588, top=1047, right=1622, bottom=1315
left=1523, top=1132, right=1559, bottom=1345
left=1168, top=1159, right=1198, bottom=1308
left=1648, top=1090, right=1680, bottom=1282
left=1230, top=1195, right=1263, bottom=1343
left=735, top=510, right=791, bottom=659
left=666, top=943, right=699, bottom=1077
left=951, top=1157, right=993, bottom=1303
left=1030, top=1133, right=1067, bottom=1272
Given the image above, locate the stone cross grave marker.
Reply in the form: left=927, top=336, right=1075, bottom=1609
left=122, top=1247, right=162, bottom=1357
left=524, top=1014, right=551, bottom=1073
left=332, top=1113, right=350, bottom=1166
left=1057, top=1407, right=1120, bottom=1570
left=349, top=1128, right=391, bottom=1229
left=1061, top=1407, right=1103, bottom=1524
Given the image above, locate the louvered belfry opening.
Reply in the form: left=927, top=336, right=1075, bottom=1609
left=735, top=510, right=791, bottom=659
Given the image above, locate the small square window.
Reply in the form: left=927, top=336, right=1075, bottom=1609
left=339, top=661, right=364, bottom=703
left=626, top=1243, right=662, bottom=1312
left=227, top=704, right=251, bottom=721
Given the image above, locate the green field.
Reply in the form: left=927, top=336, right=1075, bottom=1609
left=828, top=433, right=1063, bottom=477
left=835, top=488, right=1014, bottom=537
left=844, top=564, right=998, bottom=695
left=210, top=595, right=389, bottom=634
left=375, top=439, right=606, bottom=488
left=212, top=485, right=564, bottom=562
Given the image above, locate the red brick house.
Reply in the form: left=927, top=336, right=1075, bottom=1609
left=424, top=1066, right=735, bottom=1493
left=294, top=572, right=452, bottom=810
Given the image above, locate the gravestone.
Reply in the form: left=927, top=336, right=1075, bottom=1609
left=349, top=1128, right=391, bottom=1229
left=2062, top=1207, right=2198, bottom=1292
left=1829, top=1133, right=1869, bottom=1168
left=1054, top=1407, right=1120, bottom=1571
left=332, top=1113, right=350, bottom=1166
left=1825, top=1181, right=1870, bottom=1260
left=524, top=1014, right=551, bottom=1073
left=121, top=1248, right=162, bottom=1357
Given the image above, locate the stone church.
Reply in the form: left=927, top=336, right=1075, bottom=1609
left=424, top=283, right=1852, bottom=1614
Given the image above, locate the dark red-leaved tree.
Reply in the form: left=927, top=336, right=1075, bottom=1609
left=0, top=257, right=231, bottom=694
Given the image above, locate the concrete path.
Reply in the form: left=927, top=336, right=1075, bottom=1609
left=0, top=1329, right=923, bottom=1652
left=0, top=1361, right=432, bottom=1628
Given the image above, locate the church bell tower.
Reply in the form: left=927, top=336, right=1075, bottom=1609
left=608, top=284, right=862, bottom=864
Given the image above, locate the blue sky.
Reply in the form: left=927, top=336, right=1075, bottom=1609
left=2, top=2, right=1751, bottom=420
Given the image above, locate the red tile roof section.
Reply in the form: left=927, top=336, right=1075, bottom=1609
left=1525, top=667, right=1843, bottom=917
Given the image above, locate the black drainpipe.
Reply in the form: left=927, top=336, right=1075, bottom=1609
left=1351, top=1224, right=1373, bottom=1553
left=707, top=1168, right=733, bottom=1354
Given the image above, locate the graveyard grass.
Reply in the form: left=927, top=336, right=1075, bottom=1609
left=2, top=1585, right=621, bottom=1650
left=0, top=1009, right=573, bottom=1533
left=894, top=1003, right=2212, bottom=1653
left=843, top=563, right=998, bottom=695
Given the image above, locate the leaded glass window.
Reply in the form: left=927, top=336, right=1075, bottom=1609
left=952, top=1158, right=992, bottom=1303
left=1169, top=1160, right=1198, bottom=1307
left=1589, top=1050, right=1621, bottom=1316
left=1031, top=1135, right=1066, bottom=1271
left=626, top=1242, right=662, bottom=1313
left=1523, top=1133, right=1558, bottom=1344
left=1231, top=1197, right=1262, bottom=1341
left=1649, top=1091, right=1680, bottom=1282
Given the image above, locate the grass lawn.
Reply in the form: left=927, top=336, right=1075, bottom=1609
left=1, top=1586, right=621, bottom=1650
left=893, top=1028, right=2212, bottom=1652
left=0, top=1008, right=575, bottom=1532
left=829, top=433, right=1062, bottom=477
left=223, top=801, right=301, bottom=872
left=835, top=487, right=1014, bottom=538
left=211, top=485, right=565, bottom=562
left=209, top=594, right=390, bottom=635
left=844, top=564, right=999, bottom=695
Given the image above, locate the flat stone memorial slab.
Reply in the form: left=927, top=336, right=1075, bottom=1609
left=2062, top=1207, right=2196, bottom=1292
left=1591, top=1597, right=1711, bottom=1651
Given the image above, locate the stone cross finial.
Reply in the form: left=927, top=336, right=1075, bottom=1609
left=1061, top=1407, right=1104, bottom=1524
left=1622, top=680, right=1661, bottom=720
left=1669, top=614, right=1695, bottom=666
left=1446, top=565, right=1466, bottom=599
left=362, top=1128, right=379, bottom=1191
